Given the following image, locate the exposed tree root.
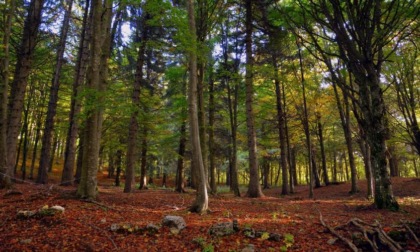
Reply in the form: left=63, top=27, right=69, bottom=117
left=319, top=212, right=417, bottom=252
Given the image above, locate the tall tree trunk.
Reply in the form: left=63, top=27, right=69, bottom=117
left=311, top=148, right=321, bottom=188
left=62, top=0, right=91, bottom=186
left=115, top=149, right=122, bottom=187
left=388, top=146, right=399, bottom=177
left=124, top=6, right=149, bottom=193
left=77, top=0, right=111, bottom=199
left=0, top=0, right=16, bottom=188
left=359, top=137, right=374, bottom=198
left=187, top=0, right=208, bottom=213
left=139, top=127, right=148, bottom=190
left=30, top=107, right=44, bottom=180
left=332, top=81, right=358, bottom=193
left=245, top=0, right=263, bottom=198
left=37, top=0, right=73, bottom=184
left=208, top=64, right=217, bottom=194
left=175, top=121, right=187, bottom=193
left=6, top=0, right=45, bottom=187
left=316, top=114, right=329, bottom=186
left=297, top=42, right=313, bottom=198
left=273, top=56, right=288, bottom=195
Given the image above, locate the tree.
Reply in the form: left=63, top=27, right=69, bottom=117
left=124, top=2, right=150, bottom=193
left=77, top=0, right=113, bottom=199
left=61, top=0, right=91, bottom=186
left=245, top=0, right=264, bottom=198
left=4, top=0, right=45, bottom=188
left=37, top=0, right=73, bottom=184
left=294, top=0, right=419, bottom=209
left=0, top=0, right=16, bottom=188
left=187, top=0, right=208, bottom=213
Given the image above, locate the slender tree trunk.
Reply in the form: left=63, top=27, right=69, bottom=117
left=175, top=121, right=187, bottom=193
left=6, top=0, right=45, bottom=187
left=208, top=64, right=217, bottom=194
left=316, top=114, right=329, bottom=186
left=311, top=148, right=321, bottom=188
left=62, top=0, right=91, bottom=186
left=413, top=158, right=418, bottom=177
left=139, top=127, right=148, bottom=190
left=115, top=150, right=122, bottom=187
left=0, top=0, right=16, bottom=188
left=30, top=108, right=43, bottom=180
left=245, top=0, right=263, bottom=198
left=187, top=0, right=208, bottom=213
left=332, top=82, right=358, bottom=193
left=388, top=146, right=399, bottom=177
left=297, top=42, right=313, bottom=198
left=37, top=0, right=73, bottom=184
left=124, top=7, right=148, bottom=193
left=272, top=55, right=289, bottom=195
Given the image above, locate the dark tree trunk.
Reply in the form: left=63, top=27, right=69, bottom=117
left=62, top=0, right=91, bottom=186
left=74, top=135, right=83, bottom=184
left=37, top=0, right=73, bottom=184
left=262, top=158, right=270, bottom=189
left=124, top=7, right=149, bottom=193
left=30, top=107, right=43, bottom=180
left=245, top=0, right=263, bottom=198
left=316, top=114, right=329, bottom=186
left=115, top=150, right=122, bottom=187
left=388, top=146, right=399, bottom=177
left=139, top=127, right=148, bottom=190
left=187, top=0, right=208, bottom=213
left=6, top=0, right=45, bottom=186
left=332, top=81, right=358, bottom=193
left=175, top=121, right=186, bottom=193
left=0, top=0, right=16, bottom=188
left=208, top=63, right=217, bottom=194
left=108, top=153, right=114, bottom=178
left=311, top=148, right=321, bottom=188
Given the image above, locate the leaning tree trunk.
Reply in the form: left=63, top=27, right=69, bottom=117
left=0, top=0, right=16, bottom=188
left=5, top=0, right=45, bottom=187
left=187, top=0, right=208, bottom=214
left=37, top=0, right=73, bottom=184
left=245, top=0, right=263, bottom=198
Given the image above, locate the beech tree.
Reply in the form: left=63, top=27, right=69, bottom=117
left=187, top=0, right=208, bottom=213
left=294, top=0, right=419, bottom=209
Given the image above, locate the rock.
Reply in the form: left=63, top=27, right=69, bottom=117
left=17, top=210, right=36, bottom=219
left=233, top=219, right=239, bottom=231
left=20, top=238, right=32, bottom=244
left=110, top=223, right=120, bottom=232
left=50, top=205, right=65, bottom=213
left=162, top=215, right=186, bottom=234
left=146, top=223, right=160, bottom=234
left=243, top=228, right=256, bottom=238
left=209, top=222, right=236, bottom=237
left=327, top=238, right=337, bottom=245
left=269, top=233, right=282, bottom=242
left=241, top=244, right=255, bottom=252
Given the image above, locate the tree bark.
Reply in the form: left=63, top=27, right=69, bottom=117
left=208, top=62, right=217, bottom=194
left=317, top=114, right=329, bottom=186
left=5, top=0, right=45, bottom=187
left=77, top=0, right=111, bottom=199
left=245, top=0, right=263, bottom=198
left=124, top=5, right=149, bottom=193
left=187, top=0, right=208, bottom=213
left=175, top=121, right=186, bottom=193
left=37, top=0, right=73, bottom=184
left=62, top=0, right=91, bottom=186
left=0, top=0, right=16, bottom=188
left=139, top=127, right=148, bottom=190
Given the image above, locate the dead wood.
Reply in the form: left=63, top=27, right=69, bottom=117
left=318, top=211, right=359, bottom=252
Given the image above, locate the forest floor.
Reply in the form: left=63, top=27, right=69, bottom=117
left=0, top=171, right=419, bottom=252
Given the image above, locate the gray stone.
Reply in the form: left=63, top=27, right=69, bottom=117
left=269, top=233, right=282, bottom=242
left=162, top=215, right=186, bottom=233
left=146, top=223, right=160, bottom=234
left=241, top=244, right=255, bottom=252
left=243, top=228, right=256, bottom=238
left=110, top=223, right=120, bottom=232
left=209, top=222, right=236, bottom=236
left=327, top=238, right=337, bottom=245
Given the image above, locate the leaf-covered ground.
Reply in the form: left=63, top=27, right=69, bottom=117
left=1, top=174, right=419, bottom=251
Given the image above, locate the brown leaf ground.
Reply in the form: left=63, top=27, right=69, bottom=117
left=1, top=173, right=419, bottom=252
